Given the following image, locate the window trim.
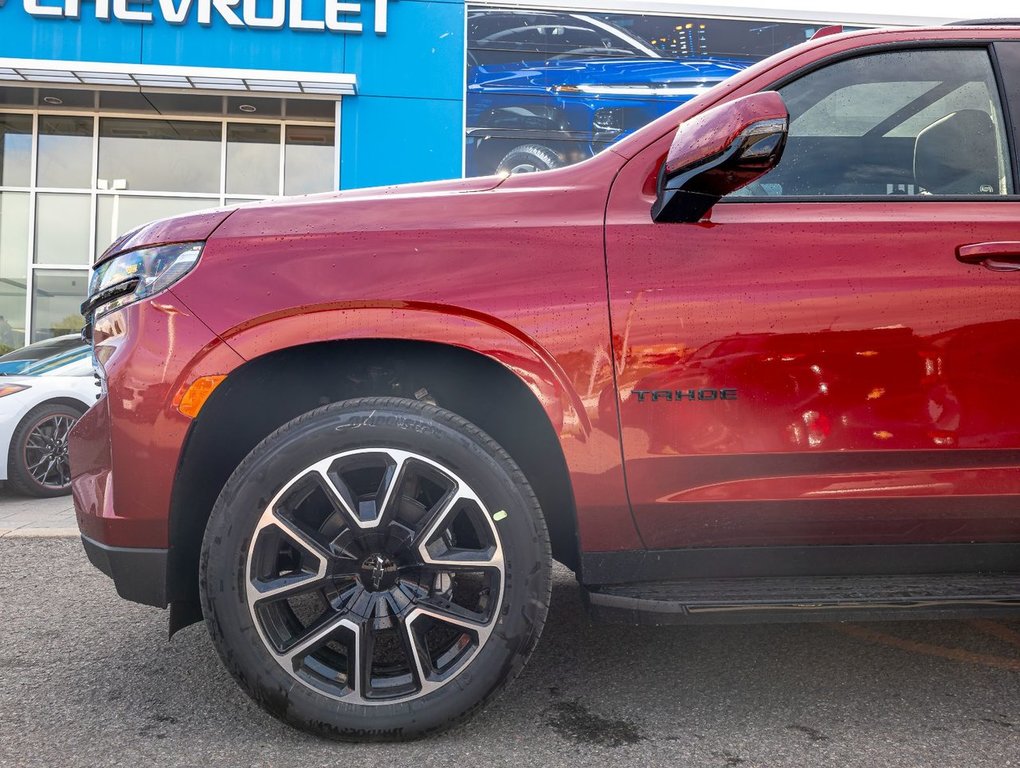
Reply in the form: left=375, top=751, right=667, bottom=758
left=992, top=40, right=1020, bottom=193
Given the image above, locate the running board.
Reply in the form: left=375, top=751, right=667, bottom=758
left=583, top=573, right=1020, bottom=625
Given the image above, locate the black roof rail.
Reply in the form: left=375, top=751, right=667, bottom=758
left=945, top=18, right=1020, bottom=26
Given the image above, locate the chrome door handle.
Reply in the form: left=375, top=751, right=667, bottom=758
left=957, top=241, right=1020, bottom=272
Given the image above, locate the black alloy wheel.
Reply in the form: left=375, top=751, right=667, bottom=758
left=7, top=402, right=81, bottom=497
left=201, top=397, right=551, bottom=740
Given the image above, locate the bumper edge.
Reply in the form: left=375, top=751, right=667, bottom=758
left=81, top=534, right=169, bottom=608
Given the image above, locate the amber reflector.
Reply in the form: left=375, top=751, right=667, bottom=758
left=174, top=375, right=226, bottom=418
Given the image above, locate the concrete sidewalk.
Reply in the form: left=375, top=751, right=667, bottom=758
left=0, top=486, right=77, bottom=537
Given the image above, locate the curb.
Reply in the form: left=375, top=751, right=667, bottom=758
left=0, top=527, right=79, bottom=538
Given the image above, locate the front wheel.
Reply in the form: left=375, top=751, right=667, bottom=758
left=200, top=397, right=551, bottom=741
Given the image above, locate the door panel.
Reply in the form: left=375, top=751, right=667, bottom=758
left=606, top=44, right=1020, bottom=550
left=607, top=167, right=1020, bottom=548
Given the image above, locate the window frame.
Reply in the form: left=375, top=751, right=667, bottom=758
left=992, top=39, right=1020, bottom=191
left=718, top=40, right=1020, bottom=204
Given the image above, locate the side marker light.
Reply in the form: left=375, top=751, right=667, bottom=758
left=174, top=375, right=227, bottom=418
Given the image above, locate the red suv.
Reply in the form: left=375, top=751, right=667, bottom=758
left=72, top=23, right=1020, bottom=741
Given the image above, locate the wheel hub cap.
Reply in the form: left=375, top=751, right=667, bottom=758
left=360, top=553, right=397, bottom=592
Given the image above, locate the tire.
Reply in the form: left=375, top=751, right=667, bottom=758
left=6, top=402, right=81, bottom=498
left=200, top=397, right=552, bottom=741
left=495, top=144, right=564, bottom=175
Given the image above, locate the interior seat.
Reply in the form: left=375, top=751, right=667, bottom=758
left=913, top=109, right=1000, bottom=194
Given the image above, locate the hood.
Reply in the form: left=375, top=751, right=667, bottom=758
left=97, top=177, right=504, bottom=264
left=469, top=57, right=751, bottom=91
left=97, top=206, right=236, bottom=265
left=202, top=172, right=512, bottom=244
left=233, top=175, right=505, bottom=208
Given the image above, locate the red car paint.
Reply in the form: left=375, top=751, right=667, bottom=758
left=71, top=25, right=1020, bottom=586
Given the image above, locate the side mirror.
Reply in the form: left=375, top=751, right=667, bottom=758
left=652, top=91, right=789, bottom=223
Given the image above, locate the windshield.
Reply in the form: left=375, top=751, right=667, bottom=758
left=20, top=346, right=92, bottom=377
left=468, top=11, right=656, bottom=62
left=0, top=334, right=82, bottom=364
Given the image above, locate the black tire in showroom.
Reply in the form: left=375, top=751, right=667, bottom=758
left=495, top=144, right=564, bottom=174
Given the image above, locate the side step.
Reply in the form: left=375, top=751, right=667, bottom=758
left=583, top=573, right=1020, bottom=625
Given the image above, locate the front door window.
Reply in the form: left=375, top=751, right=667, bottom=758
left=731, top=48, right=1012, bottom=197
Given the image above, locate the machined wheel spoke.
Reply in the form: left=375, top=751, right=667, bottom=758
left=312, top=466, right=365, bottom=529
left=415, top=490, right=460, bottom=541
left=413, top=603, right=490, bottom=632
left=316, top=452, right=411, bottom=530
left=357, top=621, right=381, bottom=695
left=411, top=489, right=471, bottom=554
left=373, top=453, right=412, bottom=528
left=252, top=570, right=328, bottom=605
left=268, top=510, right=333, bottom=563
left=424, top=547, right=501, bottom=569
left=281, top=613, right=358, bottom=671
left=397, top=614, right=433, bottom=692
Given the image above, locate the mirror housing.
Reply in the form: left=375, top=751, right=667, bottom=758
left=652, top=91, right=789, bottom=223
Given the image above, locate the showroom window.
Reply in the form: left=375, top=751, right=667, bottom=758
left=0, top=98, right=337, bottom=348
left=731, top=48, right=1012, bottom=197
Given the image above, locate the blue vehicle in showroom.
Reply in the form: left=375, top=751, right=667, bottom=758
left=466, top=10, right=751, bottom=175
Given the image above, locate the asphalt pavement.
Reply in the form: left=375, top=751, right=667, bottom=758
left=2, top=535, right=1020, bottom=768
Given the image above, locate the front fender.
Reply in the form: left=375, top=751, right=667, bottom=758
left=198, top=300, right=591, bottom=439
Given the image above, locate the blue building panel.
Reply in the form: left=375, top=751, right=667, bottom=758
left=346, top=0, right=463, bottom=100
left=0, top=11, right=144, bottom=62
left=139, top=21, right=347, bottom=73
left=341, top=94, right=462, bottom=188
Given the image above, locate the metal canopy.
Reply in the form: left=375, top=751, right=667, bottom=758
left=0, top=58, right=357, bottom=99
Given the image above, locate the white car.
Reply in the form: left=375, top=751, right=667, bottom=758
left=0, top=345, right=96, bottom=497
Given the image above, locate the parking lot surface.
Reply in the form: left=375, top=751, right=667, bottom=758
left=2, top=536, right=1020, bottom=768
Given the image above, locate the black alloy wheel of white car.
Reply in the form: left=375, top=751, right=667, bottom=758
left=7, top=402, right=82, bottom=497
left=201, top=397, right=552, bottom=740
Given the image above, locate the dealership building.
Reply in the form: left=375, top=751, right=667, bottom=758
left=0, top=0, right=968, bottom=348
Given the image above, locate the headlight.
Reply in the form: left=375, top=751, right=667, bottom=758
left=594, top=107, right=625, bottom=138
left=81, top=241, right=204, bottom=321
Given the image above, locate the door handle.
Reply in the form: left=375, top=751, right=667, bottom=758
left=957, top=241, right=1020, bottom=272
